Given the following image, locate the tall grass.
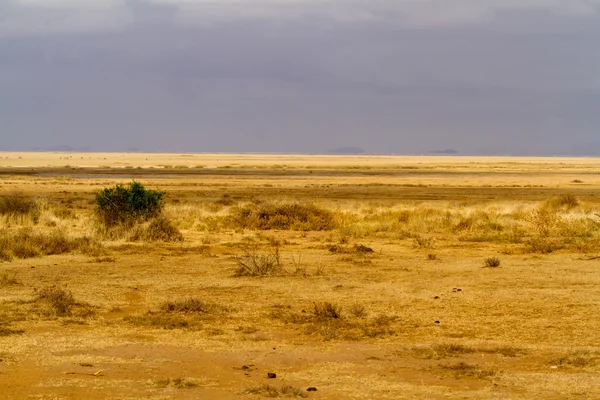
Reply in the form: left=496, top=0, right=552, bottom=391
left=0, top=228, right=102, bottom=261
left=0, top=192, right=41, bottom=224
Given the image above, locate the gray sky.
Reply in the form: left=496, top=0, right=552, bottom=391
left=1, top=0, right=599, bottom=155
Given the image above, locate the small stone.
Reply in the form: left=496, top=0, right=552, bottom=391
left=434, top=296, right=440, bottom=299
left=267, top=372, right=277, bottom=379
left=435, top=320, right=440, bottom=324
left=307, top=387, right=318, bottom=392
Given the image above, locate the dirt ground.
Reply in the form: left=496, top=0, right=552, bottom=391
left=1, top=153, right=600, bottom=399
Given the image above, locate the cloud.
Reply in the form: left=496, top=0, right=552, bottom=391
left=1, top=0, right=599, bottom=37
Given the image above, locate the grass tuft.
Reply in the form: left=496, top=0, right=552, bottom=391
left=313, top=302, right=342, bottom=319
left=483, top=257, right=501, bottom=268
left=234, top=247, right=283, bottom=277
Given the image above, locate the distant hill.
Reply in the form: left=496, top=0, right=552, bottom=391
left=29, top=145, right=91, bottom=152
left=428, top=149, right=459, bottom=155
left=326, top=146, right=366, bottom=155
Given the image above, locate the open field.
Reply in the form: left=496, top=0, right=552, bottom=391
left=1, top=153, right=600, bottom=399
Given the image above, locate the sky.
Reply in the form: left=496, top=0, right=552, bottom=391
left=1, top=0, right=599, bottom=155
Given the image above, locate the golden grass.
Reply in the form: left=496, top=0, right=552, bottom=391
left=2, top=154, right=600, bottom=399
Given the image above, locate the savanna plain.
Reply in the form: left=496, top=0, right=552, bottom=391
left=1, top=153, right=600, bottom=399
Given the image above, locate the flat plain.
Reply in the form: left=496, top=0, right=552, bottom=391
left=1, top=152, right=600, bottom=399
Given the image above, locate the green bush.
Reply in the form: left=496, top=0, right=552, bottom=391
left=95, top=181, right=165, bottom=227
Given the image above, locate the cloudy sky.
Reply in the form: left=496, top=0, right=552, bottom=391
left=1, top=0, right=599, bottom=155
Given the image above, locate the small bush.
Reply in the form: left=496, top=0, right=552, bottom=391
left=36, top=286, right=77, bottom=316
left=313, top=302, right=341, bottom=319
left=483, top=257, right=501, bottom=268
left=230, top=202, right=336, bottom=231
left=234, top=247, right=283, bottom=277
left=96, top=181, right=165, bottom=227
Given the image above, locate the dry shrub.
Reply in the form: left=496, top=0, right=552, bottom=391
left=230, top=202, right=336, bottom=231
left=527, top=208, right=559, bottom=237
left=234, top=247, right=283, bottom=277
left=545, top=193, right=580, bottom=210
left=129, top=217, right=184, bottom=242
left=36, top=286, right=77, bottom=316
left=0, top=228, right=102, bottom=261
left=313, top=302, right=341, bottom=319
left=160, top=298, right=218, bottom=314
left=483, top=257, right=501, bottom=268
left=525, top=237, right=562, bottom=254
left=0, top=192, right=40, bottom=223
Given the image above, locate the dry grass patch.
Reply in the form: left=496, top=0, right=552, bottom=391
left=245, top=384, right=307, bottom=398
left=35, top=286, right=94, bottom=317
left=230, top=202, right=336, bottom=231
left=125, top=297, right=225, bottom=330
left=128, top=216, right=184, bottom=242
left=439, top=362, right=498, bottom=379
left=0, top=192, right=40, bottom=223
left=551, top=351, right=600, bottom=369
left=313, top=302, right=342, bottom=319
left=153, top=377, right=199, bottom=389
left=0, top=272, right=21, bottom=286
left=0, top=228, right=103, bottom=261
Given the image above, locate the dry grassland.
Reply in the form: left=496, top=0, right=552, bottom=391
left=1, top=153, right=600, bottom=399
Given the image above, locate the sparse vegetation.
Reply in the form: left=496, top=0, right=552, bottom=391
left=245, top=384, right=307, bottom=398
left=234, top=247, right=283, bottom=277
left=230, top=202, right=336, bottom=231
left=0, top=272, right=21, bottom=286
left=153, top=378, right=198, bottom=388
left=484, top=257, right=501, bottom=268
left=0, top=192, right=40, bottom=222
left=313, top=302, right=342, bottom=319
left=36, top=286, right=78, bottom=316
left=129, top=216, right=184, bottom=242
left=3, top=154, right=600, bottom=399
left=0, top=228, right=102, bottom=261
